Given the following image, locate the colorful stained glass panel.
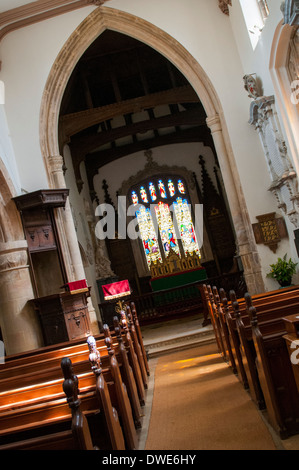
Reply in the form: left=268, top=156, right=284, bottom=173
left=158, top=180, right=167, bottom=198
left=155, top=202, right=180, bottom=257
left=135, top=206, right=162, bottom=266
left=168, top=180, right=176, bottom=197
left=178, top=180, right=186, bottom=194
left=173, top=197, right=200, bottom=257
left=149, top=182, right=157, bottom=202
left=131, top=191, right=138, bottom=205
left=140, top=186, right=148, bottom=203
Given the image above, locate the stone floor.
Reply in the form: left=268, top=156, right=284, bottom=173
left=140, top=314, right=214, bottom=358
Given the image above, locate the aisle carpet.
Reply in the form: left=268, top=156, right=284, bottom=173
left=145, top=342, right=277, bottom=450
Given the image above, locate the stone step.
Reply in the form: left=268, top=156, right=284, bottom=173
left=144, top=326, right=215, bottom=358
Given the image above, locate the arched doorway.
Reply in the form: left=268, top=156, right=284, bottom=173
left=40, top=6, right=265, bottom=296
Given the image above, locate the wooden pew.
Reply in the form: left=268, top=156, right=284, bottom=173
left=118, top=308, right=146, bottom=406
left=126, top=304, right=148, bottom=389
left=0, top=357, right=98, bottom=450
left=129, top=302, right=150, bottom=377
left=87, top=335, right=126, bottom=450
left=213, top=286, right=237, bottom=374
left=113, top=316, right=143, bottom=428
left=248, top=297, right=299, bottom=439
left=0, top=312, right=148, bottom=450
left=283, top=314, right=299, bottom=394
left=220, top=288, right=249, bottom=388
left=0, top=345, right=127, bottom=450
left=102, top=327, right=138, bottom=450
left=200, top=284, right=222, bottom=355
left=229, top=291, right=265, bottom=409
left=197, top=283, right=299, bottom=438
left=0, top=310, right=147, bottom=397
left=215, top=286, right=299, bottom=385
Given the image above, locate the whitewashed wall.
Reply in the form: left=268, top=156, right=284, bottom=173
left=0, top=105, right=21, bottom=194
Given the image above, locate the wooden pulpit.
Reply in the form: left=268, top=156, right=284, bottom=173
left=32, top=288, right=92, bottom=346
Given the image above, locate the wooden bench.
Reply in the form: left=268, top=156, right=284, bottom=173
left=0, top=341, right=127, bottom=449
left=0, top=306, right=148, bottom=449
left=228, top=291, right=299, bottom=389
left=248, top=299, right=299, bottom=439
left=204, top=283, right=299, bottom=438
left=207, top=284, right=299, bottom=387
left=0, top=357, right=99, bottom=450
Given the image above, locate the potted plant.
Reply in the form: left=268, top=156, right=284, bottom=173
left=267, top=253, right=298, bottom=287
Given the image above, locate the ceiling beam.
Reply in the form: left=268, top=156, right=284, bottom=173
left=0, top=0, right=93, bottom=42
left=69, top=107, right=206, bottom=157
left=86, top=125, right=212, bottom=172
left=59, top=85, right=199, bottom=143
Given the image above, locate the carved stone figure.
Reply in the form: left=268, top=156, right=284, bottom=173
left=95, top=240, right=114, bottom=279
left=243, top=74, right=263, bottom=99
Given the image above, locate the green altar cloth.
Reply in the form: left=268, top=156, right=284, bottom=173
left=150, top=267, right=207, bottom=292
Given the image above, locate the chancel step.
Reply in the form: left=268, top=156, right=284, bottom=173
left=143, top=323, right=215, bottom=358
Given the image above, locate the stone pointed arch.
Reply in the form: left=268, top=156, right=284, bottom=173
left=40, top=6, right=265, bottom=294
left=40, top=6, right=220, bottom=174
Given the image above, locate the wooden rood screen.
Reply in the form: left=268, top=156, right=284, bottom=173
left=202, top=283, right=299, bottom=439
left=0, top=302, right=149, bottom=450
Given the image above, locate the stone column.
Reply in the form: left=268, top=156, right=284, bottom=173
left=48, top=155, right=99, bottom=334
left=206, top=114, right=265, bottom=294
left=0, top=240, right=44, bottom=355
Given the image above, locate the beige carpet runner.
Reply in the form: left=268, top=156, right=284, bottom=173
left=145, top=342, right=277, bottom=450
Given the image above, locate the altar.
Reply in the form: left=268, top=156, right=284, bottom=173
left=150, top=266, right=207, bottom=292
left=150, top=249, right=206, bottom=291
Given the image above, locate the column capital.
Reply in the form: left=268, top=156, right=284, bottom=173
left=47, top=155, right=67, bottom=188
left=206, top=114, right=222, bottom=133
left=0, top=240, right=29, bottom=274
left=47, top=155, right=64, bottom=174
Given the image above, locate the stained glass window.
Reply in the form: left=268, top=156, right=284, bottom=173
left=135, top=206, right=162, bottom=266
left=173, top=197, right=200, bottom=256
left=131, top=191, right=138, bottom=205
left=178, top=180, right=186, bottom=194
left=158, top=180, right=167, bottom=198
left=155, top=202, right=180, bottom=257
left=140, top=186, right=148, bottom=203
left=168, top=180, right=176, bottom=197
left=130, top=176, right=201, bottom=267
left=149, top=182, right=157, bottom=202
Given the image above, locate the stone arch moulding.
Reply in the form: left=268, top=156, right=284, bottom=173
left=40, top=6, right=265, bottom=294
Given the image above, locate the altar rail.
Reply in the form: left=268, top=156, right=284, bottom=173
left=98, top=271, right=247, bottom=326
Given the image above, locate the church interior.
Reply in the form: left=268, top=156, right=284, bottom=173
left=0, top=0, right=299, bottom=451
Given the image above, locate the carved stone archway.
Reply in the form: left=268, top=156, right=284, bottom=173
left=40, top=6, right=265, bottom=294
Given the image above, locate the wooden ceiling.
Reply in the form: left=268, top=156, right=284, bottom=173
left=58, top=30, right=213, bottom=195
